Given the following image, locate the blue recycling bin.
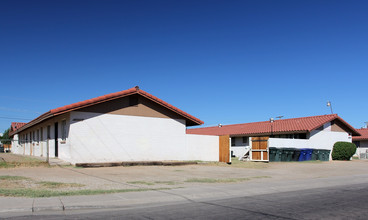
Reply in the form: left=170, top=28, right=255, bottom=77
left=299, top=149, right=313, bottom=161
left=299, top=149, right=307, bottom=161
left=305, top=149, right=313, bottom=161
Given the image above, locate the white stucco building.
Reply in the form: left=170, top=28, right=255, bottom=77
left=9, top=86, right=219, bottom=164
left=187, top=114, right=360, bottom=161
left=353, top=128, right=368, bottom=158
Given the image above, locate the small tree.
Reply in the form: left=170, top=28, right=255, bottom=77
left=331, top=142, right=357, bottom=160
left=0, top=128, right=12, bottom=145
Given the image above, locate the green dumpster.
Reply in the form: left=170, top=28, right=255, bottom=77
left=312, top=149, right=319, bottom=160
left=292, top=149, right=301, bottom=161
left=281, top=148, right=294, bottom=162
left=318, top=149, right=331, bottom=161
left=274, top=148, right=282, bottom=162
left=269, top=147, right=277, bottom=162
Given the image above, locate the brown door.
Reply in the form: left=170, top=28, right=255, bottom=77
left=251, top=137, right=269, bottom=161
left=219, top=135, right=230, bottom=163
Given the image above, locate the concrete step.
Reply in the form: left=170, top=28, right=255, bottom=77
left=48, top=158, right=71, bottom=166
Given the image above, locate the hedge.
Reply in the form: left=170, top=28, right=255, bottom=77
left=331, top=142, right=357, bottom=160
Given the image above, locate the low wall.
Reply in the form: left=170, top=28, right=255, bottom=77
left=269, top=138, right=311, bottom=149
left=185, top=134, right=219, bottom=161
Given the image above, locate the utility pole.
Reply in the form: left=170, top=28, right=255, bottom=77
left=327, top=101, right=333, bottom=114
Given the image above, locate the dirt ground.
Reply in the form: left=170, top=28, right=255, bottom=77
left=1, top=153, right=367, bottom=192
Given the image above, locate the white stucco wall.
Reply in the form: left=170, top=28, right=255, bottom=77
left=268, top=138, right=311, bottom=149
left=60, top=111, right=219, bottom=164
left=308, top=129, right=351, bottom=150
left=269, top=123, right=351, bottom=151
left=355, top=141, right=368, bottom=158
left=268, top=122, right=351, bottom=161
left=185, top=134, right=219, bottom=161
left=230, top=137, right=251, bottom=158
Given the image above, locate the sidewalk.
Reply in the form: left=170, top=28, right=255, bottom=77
left=1, top=173, right=368, bottom=218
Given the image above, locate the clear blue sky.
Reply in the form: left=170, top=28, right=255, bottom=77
left=1, top=0, right=367, bottom=133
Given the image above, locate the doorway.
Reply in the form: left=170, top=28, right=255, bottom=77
left=54, top=122, right=58, bottom=157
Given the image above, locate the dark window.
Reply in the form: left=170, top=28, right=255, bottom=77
left=61, top=120, right=67, bottom=141
left=353, top=141, right=360, bottom=148
left=40, top=127, right=43, bottom=141
left=316, top=126, right=324, bottom=131
left=231, top=137, right=236, bottom=146
left=242, top=137, right=248, bottom=143
left=47, top=126, right=51, bottom=139
left=299, top=133, right=307, bottom=139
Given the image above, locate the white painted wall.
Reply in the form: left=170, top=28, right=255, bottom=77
left=268, top=123, right=351, bottom=160
left=355, top=141, right=368, bottom=158
left=185, top=134, right=219, bottom=161
left=11, top=114, right=68, bottom=159
left=230, top=137, right=251, bottom=158
left=268, top=138, right=311, bottom=149
left=60, top=111, right=219, bottom=164
left=308, top=129, right=351, bottom=150
left=11, top=134, right=21, bottom=154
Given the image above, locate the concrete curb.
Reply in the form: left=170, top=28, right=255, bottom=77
left=32, top=205, right=65, bottom=212
left=0, top=208, right=32, bottom=214
left=75, top=161, right=198, bottom=168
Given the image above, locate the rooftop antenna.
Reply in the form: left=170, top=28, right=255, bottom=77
left=326, top=101, right=333, bottom=114
left=276, top=116, right=284, bottom=120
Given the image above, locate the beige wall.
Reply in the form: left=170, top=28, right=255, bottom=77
left=78, top=95, right=188, bottom=122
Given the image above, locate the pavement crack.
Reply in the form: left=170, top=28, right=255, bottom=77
left=31, top=198, right=35, bottom=213
left=58, top=166, right=144, bottom=189
left=58, top=197, right=65, bottom=211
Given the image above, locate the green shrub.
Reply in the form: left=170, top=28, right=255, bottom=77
left=331, top=142, right=357, bottom=160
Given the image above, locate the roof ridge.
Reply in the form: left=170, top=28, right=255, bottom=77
left=50, top=87, right=138, bottom=114
left=189, top=114, right=338, bottom=130
left=11, top=87, right=203, bottom=136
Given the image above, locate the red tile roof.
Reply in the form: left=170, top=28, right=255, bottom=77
left=10, top=122, right=26, bottom=131
left=187, top=114, right=360, bottom=136
left=353, top=128, right=368, bottom=141
left=10, top=86, right=203, bottom=136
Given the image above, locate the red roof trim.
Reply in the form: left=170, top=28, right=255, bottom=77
left=187, top=114, right=360, bottom=136
left=9, top=122, right=27, bottom=136
left=353, top=128, right=368, bottom=141
left=10, top=87, right=203, bottom=135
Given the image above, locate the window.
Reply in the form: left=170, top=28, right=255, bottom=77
left=231, top=137, right=236, bottom=146
left=316, top=126, right=324, bottom=131
left=37, top=129, right=40, bottom=143
left=353, top=141, right=360, bottom=148
left=242, top=137, right=248, bottom=144
left=61, top=120, right=67, bottom=141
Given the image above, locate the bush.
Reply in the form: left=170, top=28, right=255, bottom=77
left=331, top=142, right=357, bottom=160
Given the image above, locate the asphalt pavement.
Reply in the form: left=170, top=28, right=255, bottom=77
left=4, top=182, right=368, bottom=219
left=2, top=174, right=368, bottom=219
